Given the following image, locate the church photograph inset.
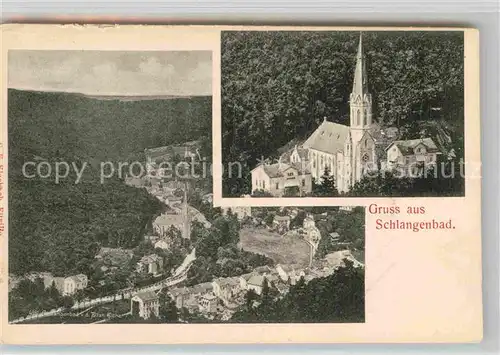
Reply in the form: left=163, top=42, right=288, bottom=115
left=220, top=30, right=465, bottom=198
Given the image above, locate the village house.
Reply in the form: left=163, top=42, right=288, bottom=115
left=168, top=287, right=192, bottom=309
left=154, top=239, right=170, bottom=250
left=329, top=232, right=341, bottom=243
left=188, top=206, right=212, bottom=228
left=202, top=193, right=213, bottom=204
left=239, top=273, right=254, bottom=290
left=198, top=293, right=218, bottom=313
left=153, top=212, right=189, bottom=239
left=273, top=215, right=291, bottom=233
left=303, top=214, right=316, bottom=229
left=168, top=282, right=214, bottom=310
left=212, top=277, right=240, bottom=302
left=222, top=206, right=252, bottom=221
left=43, top=274, right=88, bottom=296
left=164, top=195, right=184, bottom=207
left=136, top=254, right=164, bottom=275
left=246, top=275, right=266, bottom=295
left=251, top=33, right=442, bottom=195
left=131, top=291, right=160, bottom=319
left=251, top=159, right=313, bottom=197
left=339, top=206, right=354, bottom=212
left=276, top=264, right=305, bottom=285
left=144, top=141, right=200, bottom=172
left=385, top=138, right=441, bottom=170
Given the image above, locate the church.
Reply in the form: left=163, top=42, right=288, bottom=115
left=251, top=33, right=440, bottom=196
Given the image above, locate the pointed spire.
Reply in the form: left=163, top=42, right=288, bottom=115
left=352, top=32, right=368, bottom=98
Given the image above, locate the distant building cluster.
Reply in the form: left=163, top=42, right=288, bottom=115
left=167, top=250, right=363, bottom=321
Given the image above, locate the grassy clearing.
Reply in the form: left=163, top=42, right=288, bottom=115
left=238, top=227, right=311, bottom=268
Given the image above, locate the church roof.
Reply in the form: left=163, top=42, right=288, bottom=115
left=303, top=120, right=350, bottom=155
left=387, top=138, right=441, bottom=156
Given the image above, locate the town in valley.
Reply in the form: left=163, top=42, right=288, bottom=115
left=9, top=141, right=365, bottom=323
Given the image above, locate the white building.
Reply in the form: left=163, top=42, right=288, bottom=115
left=44, top=274, right=88, bottom=296
left=385, top=138, right=441, bottom=169
left=131, top=292, right=160, bottom=319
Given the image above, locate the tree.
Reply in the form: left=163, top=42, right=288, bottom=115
left=159, top=293, right=179, bottom=322
left=313, top=166, right=338, bottom=197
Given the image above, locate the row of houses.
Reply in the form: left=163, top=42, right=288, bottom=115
left=128, top=249, right=363, bottom=321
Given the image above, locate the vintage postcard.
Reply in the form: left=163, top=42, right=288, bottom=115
left=0, top=25, right=481, bottom=345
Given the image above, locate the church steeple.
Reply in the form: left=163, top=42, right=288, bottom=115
left=349, top=32, right=372, bottom=129
left=352, top=32, right=368, bottom=98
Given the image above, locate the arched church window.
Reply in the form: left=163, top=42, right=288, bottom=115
left=356, top=109, right=360, bottom=125
left=363, top=109, right=367, bottom=125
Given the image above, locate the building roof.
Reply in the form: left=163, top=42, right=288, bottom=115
left=214, top=277, right=240, bottom=287
left=191, top=282, right=214, bottom=294
left=266, top=274, right=280, bottom=283
left=277, top=264, right=294, bottom=272
left=145, top=141, right=200, bottom=159
left=280, top=145, right=309, bottom=164
left=303, top=120, right=350, bottom=155
left=254, top=265, right=272, bottom=274
left=53, top=277, right=65, bottom=290
left=68, top=274, right=87, bottom=283
left=262, top=163, right=285, bottom=178
left=139, top=254, right=162, bottom=264
left=134, top=291, right=159, bottom=302
left=386, top=138, right=441, bottom=156
left=240, top=273, right=254, bottom=281
left=168, top=287, right=190, bottom=297
left=202, top=293, right=217, bottom=300
left=274, top=215, right=291, bottom=222
left=247, top=275, right=265, bottom=287
left=153, top=213, right=185, bottom=227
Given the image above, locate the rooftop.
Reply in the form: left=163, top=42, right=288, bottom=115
left=387, top=137, right=440, bottom=156
left=153, top=213, right=185, bottom=227
left=134, top=291, right=159, bottom=302
left=303, top=120, right=350, bottom=155
left=247, top=275, right=265, bottom=287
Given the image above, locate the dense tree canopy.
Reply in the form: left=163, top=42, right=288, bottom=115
left=221, top=31, right=464, bottom=196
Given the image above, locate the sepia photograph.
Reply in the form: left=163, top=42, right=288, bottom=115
left=6, top=48, right=364, bottom=325
left=220, top=30, right=465, bottom=198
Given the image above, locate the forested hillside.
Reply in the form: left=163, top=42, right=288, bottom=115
left=8, top=89, right=212, bottom=276
left=221, top=31, right=464, bottom=196
left=8, top=89, right=212, bottom=164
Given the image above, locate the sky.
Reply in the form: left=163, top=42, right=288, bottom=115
left=8, top=50, right=212, bottom=96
